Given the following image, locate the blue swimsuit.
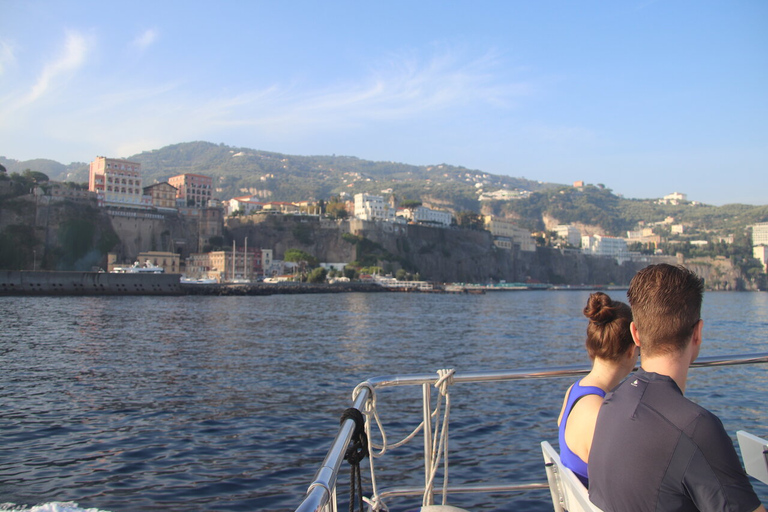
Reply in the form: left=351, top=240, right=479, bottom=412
left=558, top=379, right=606, bottom=486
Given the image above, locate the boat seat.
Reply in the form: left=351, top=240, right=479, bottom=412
left=736, top=430, right=768, bottom=485
left=541, top=441, right=604, bottom=512
left=420, top=506, right=471, bottom=512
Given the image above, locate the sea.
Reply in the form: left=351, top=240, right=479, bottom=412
left=1, top=291, right=766, bottom=512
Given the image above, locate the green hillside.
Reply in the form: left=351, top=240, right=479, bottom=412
left=3, top=142, right=768, bottom=239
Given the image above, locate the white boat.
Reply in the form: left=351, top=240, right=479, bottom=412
left=111, top=260, right=164, bottom=274
left=180, top=277, right=217, bottom=284
left=295, top=353, right=768, bottom=512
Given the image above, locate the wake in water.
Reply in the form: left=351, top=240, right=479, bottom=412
left=0, top=503, right=109, bottom=512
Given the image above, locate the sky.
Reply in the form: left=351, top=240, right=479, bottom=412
left=1, top=1, right=766, bottom=205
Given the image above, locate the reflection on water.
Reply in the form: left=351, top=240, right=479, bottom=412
left=0, top=291, right=765, bottom=511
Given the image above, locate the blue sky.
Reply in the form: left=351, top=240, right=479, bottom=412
left=1, top=1, right=766, bottom=205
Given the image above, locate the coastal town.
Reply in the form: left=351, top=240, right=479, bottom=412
left=1, top=155, right=767, bottom=290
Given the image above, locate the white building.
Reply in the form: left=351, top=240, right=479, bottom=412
left=227, top=196, right=264, bottom=216
left=354, top=193, right=395, bottom=221
left=483, top=216, right=536, bottom=252
left=398, top=206, right=452, bottom=227
left=555, top=224, right=582, bottom=247
left=753, top=246, right=768, bottom=273
left=751, top=222, right=768, bottom=246
left=581, top=235, right=630, bottom=264
left=659, top=192, right=688, bottom=205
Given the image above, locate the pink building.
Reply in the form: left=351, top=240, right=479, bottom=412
left=89, top=156, right=151, bottom=208
left=168, top=173, right=213, bottom=208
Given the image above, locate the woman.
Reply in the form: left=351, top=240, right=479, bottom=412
left=557, top=292, right=638, bottom=487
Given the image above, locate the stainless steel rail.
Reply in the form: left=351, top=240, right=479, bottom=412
left=295, top=352, right=768, bottom=512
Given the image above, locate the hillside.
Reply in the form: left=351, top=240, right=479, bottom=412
left=2, top=142, right=558, bottom=213
left=3, top=142, right=768, bottom=239
left=489, top=185, right=768, bottom=238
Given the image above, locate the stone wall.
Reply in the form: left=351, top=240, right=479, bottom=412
left=0, top=271, right=183, bottom=295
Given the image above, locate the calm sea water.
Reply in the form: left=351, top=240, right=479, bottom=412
left=1, top=291, right=766, bottom=511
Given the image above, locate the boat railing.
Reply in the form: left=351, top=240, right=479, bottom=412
left=295, top=352, right=768, bottom=512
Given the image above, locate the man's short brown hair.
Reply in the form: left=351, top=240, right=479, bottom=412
left=627, top=264, right=704, bottom=357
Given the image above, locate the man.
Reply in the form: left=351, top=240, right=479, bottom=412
left=588, top=264, right=764, bottom=512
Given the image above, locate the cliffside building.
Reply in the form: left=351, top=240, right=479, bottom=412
left=751, top=222, right=768, bottom=273
left=751, top=222, right=768, bottom=246
left=143, top=182, right=178, bottom=210
left=354, top=193, right=395, bottom=222
left=753, top=246, right=768, bottom=273
left=581, top=234, right=630, bottom=263
left=89, top=156, right=151, bottom=209
left=555, top=224, right=582, bottom=247
left=169, top=173, right=213, bottom=208
left=227, top=196, right=264, bottom=216
left=483, top=216, right=536, bottom=252
left=397, top=206, right=452, bottom=227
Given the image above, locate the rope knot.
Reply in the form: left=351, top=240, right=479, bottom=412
left=435, top=368, right=455, bottom=395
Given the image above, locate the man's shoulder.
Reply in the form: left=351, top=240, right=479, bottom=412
left=608, top=371, right=727, bottom=443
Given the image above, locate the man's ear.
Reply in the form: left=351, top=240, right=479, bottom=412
left=691, top=319, right=703, bottom=348
left=630, top=321, right=641, bottom=346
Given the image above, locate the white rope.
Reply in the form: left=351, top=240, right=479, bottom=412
left=352, top=370, right=455, bottom=511
left=423, top=368, right=454, bottom=506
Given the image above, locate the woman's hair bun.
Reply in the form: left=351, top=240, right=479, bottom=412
left=584, top=291, right=616, bottom=324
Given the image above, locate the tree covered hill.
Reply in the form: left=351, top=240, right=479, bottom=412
left=2, top=142, right=557, bottom=213
left=491, top=184, right=768, bottom=237
left=3, top=142, right=767, bottom=238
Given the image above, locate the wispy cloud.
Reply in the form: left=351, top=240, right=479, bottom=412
left=198, top=47, right=532, bottom=134
left=24, top=31, right=89, bottom=105
left=131, top=29, right=158, bottom=51
left=4, top=44, right=536, bottom=162
left=0, top=40, right=15, bottom=75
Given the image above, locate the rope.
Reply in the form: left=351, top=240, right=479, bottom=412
left=341, top=407, right=368, bottom=512
left=423, top=368, right=454, bottom=506
left=352, top=369, right=456, bottom=511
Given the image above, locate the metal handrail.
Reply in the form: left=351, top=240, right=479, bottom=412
left=295, top=352, right=768, bottom=512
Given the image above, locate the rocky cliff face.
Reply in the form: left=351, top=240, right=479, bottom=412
left=2, top=195, right=760, bottom=289
left=0, top=195, right=119, bottom=270
left=685, top=257, right=759, bottom=291
left=227, top=215, right=656, bottom=285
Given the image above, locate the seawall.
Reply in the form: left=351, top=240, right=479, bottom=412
left=0, top=271, right=389, bottom=296
left=0, top=271, right=184, bottom=296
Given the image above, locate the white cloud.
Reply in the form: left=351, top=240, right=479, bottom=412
left=3, top=44, right=536, bottom=163
left=195, top=47, right=532, bottom=135
left=131, top=29, right=158, bottom=51
left=24, top=31, right=89, bottom=105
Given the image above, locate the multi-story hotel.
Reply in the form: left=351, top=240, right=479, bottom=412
left=581, top=234, right=630, bottom=263
left=751, top=222, right=768, bottom=246
left=168, top=174, right=213, bottom=208
left=483, top=216, right=536, bottom=252
left=89, top=157, right=151, bottom=208
left=354, top=193, right=395, bottom=222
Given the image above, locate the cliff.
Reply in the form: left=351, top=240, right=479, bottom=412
left=228, top=215, right=658, bottom=286
left=1, top=194, right=760, bottom=288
